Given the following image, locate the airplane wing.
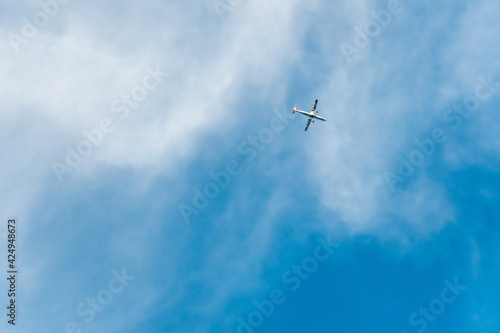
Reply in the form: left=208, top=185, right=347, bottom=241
left=304, top=118, right=313, bottom=131
left=311, top=99, right=318, bottom=112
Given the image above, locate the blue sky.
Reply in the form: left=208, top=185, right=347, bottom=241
left=1, top=0, right=499, bottom=332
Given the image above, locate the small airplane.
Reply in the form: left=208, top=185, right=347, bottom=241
left=293, top=99, right=326, bottom=131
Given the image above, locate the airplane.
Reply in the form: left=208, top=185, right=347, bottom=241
left=293, top=99, right=326, bottom=131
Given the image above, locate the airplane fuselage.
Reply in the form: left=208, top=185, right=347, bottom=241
left=295, top=110, right=326, bottom=121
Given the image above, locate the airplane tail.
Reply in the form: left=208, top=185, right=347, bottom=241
left=293, top=104, right=297, bottom=113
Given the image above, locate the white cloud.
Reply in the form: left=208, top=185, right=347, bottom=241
left=306, top=0, right=500, bottom=233
left=2, top=0, right=500, bottom=332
